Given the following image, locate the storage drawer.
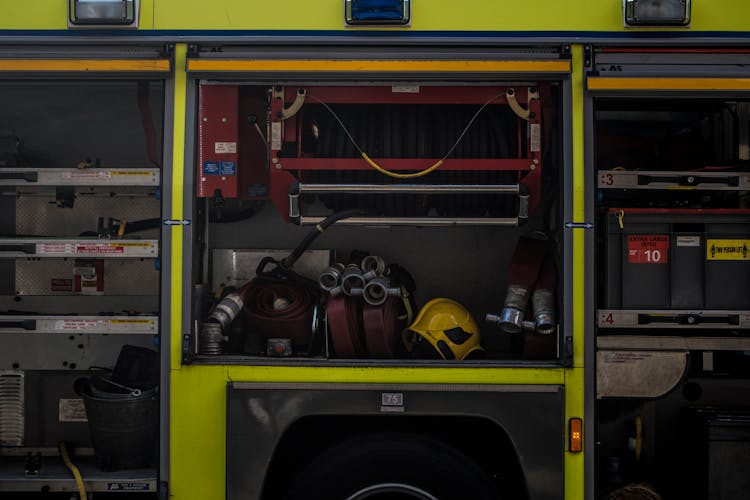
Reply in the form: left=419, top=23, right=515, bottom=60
left=604, top=209, right=750, bottom=312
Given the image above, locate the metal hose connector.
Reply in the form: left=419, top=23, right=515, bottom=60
left=199, top=322, right=225, bottom=355
left=208, top=292, right=244, bottom=330
left=319, top=263, right=345, bottom=294
left=485, top=308, right=524, bottom=334
left=532, top=289, right=556, bottom=335
left=360, top=255, right=386, bottom=280
left=341, top=264, right=366, bottom=296
left=362, top=277, right=401, bottom=306
left=486, top=285, right=529, bottom=333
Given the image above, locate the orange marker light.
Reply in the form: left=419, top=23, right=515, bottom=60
left=569, top=418, right=583, bottom=453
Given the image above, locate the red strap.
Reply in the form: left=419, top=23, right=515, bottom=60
left=137, top=82, right=160, bottom=168
left=534, top=253, right=556, bottom=290
left=362, top=297, right=401, bottom=358
left=326, top=296, right=365, bottom=358
left=507, top=237, right=547, bottom=291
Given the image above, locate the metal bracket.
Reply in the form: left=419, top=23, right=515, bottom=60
left=281, top=88, right=307, bottom=120
left=564, top=221, right=594, bottom=230
left=564, top=336, right=574, bottom=367
left=583, top=44, right=593, bottom=69
left=163, top=219, right=191, bottom=226
left=506, top=87, right=539, bottom=121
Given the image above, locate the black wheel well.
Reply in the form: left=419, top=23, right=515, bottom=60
left=260, top=414, right=529, bottom=500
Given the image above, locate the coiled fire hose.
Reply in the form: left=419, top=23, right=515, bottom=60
left=199, top=210, right=371, bottom=354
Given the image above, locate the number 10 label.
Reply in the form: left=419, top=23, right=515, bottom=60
left=627, top=235, right=669, bottom=264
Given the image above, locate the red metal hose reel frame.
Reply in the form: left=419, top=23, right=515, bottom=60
left=198, top=83, right=554, bottom=222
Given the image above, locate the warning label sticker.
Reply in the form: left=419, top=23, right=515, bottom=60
left=107, top=483, right=151, bottom=491
left=75, top=244, right=124, bottom=254
left=203, top=161, right=236, bottom=176
left=214, top=142, right=237, bottom=154
left=51, top=278, right=73, bottom=292
left=706, top=239, right=750, bottom=260
left=109, top=318, right=156, bottom=332
left=627, top=235, right=669, bottom=264
left=111, top=171, right=155, bottom=177
left=529, top=123, right=541, bottom=152
left=59, top=399, right=87, bottom=422
left=62, top=170, right=111, bottom=180
left=37, top=243, right=74, bottom=254
left=54, top=319, right=102, bottom=331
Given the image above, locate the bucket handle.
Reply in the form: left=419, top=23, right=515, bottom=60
left=98, top=377, right=142, bottom=396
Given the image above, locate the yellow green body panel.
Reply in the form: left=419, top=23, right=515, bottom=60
left=564, top=44, right=586, bottom=500
left=0, top=0, right=749, bottom=32
left=171, top=366, right=565, bottom=500
left=169, top=44, right=187, bottom=373
left=169, top=366, right=228, bottom=500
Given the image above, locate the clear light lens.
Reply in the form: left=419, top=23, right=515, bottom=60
left=345, top=0, right=410, bottom=25
left=625, top=0, right=690, bottom=26
left=71, top=0, right=134, bottom=25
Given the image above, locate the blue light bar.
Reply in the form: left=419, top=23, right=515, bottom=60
left=345, top=0, right=411, bottom=26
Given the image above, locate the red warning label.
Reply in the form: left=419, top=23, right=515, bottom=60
left=627, top=235, right=669, bottom=264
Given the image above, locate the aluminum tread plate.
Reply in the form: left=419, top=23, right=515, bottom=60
left=598, top=309, right=750, bottom=329
left=0, top=315, right=158, bottom=335
left=0, top=168, right=160, bottom=187
left=0, top=239, right=158, bottom=258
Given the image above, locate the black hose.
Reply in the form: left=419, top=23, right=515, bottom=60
left=281, top=209, right=371, bottom=269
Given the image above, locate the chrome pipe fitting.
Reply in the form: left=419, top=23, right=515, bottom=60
left=362, top=277, right=401, bottom=306
left=492, top=285, right=529, bottom=333
left=485, top=307, right=525, bottom=334
left=208, top=292, right=244, bottom=331
left=199, top=322, right=225, bottom=355
left=341, top=264, right=366, bottom=296
left=361, top=255, right=386, bottom=280
left=532, top=289, right=556, bottom=335
left=319, top=263, right=345, bottom=293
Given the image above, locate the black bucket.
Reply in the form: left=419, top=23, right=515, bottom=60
left=78, top=381, right=158, bottom=471
left=75, top=345, right=160, bottom=471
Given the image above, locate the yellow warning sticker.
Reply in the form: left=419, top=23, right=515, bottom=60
left=706, top=239, right=750, bottom=260
left=118, top=242, right=154, bottom=247
left=109, top=319, right=154, bottom=324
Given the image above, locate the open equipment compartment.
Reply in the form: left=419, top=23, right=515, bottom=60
left=589, top=48, right=750, bottom=500
left=187, top=46, right=570, bottom=365
left=0, top=51, right=166, bottom=495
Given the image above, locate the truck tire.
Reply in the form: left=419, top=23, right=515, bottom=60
left=281, top=432, right=501, bottom=500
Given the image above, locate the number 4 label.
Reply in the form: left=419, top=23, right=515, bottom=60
left=627, top=235, right=669, bottom=264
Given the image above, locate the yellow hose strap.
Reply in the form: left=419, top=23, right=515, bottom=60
left=361, top=152, right=444, bottom=179
left=59, top=441, right=87, bottom=500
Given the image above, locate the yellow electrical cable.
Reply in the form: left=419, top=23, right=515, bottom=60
left=310, top=92, right=502, bottom=180
left=59, top=441, right=87, bottom=500
left=361, top=153, right=445, bottom=179
left=118, top=220, right=127, bottom=238
left=635, top=415, right=643, bottom=462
